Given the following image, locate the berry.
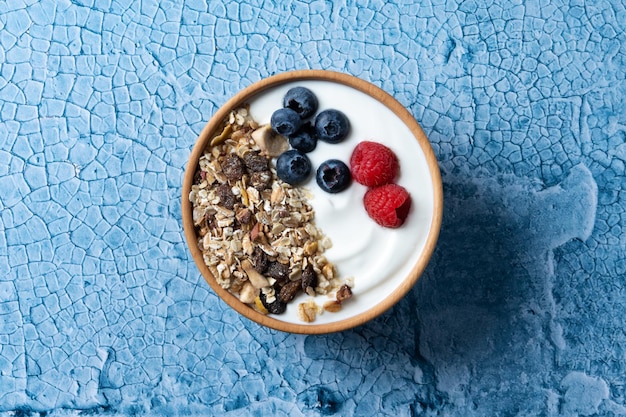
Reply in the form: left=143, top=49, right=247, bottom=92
left=350, top=141, right=399, bottom=187
left=316, top=159, right=351, bottom=193
left=283, top=87, right=318, bottom=119
left=288, top=122, right=317, bottom=153
left=271, top=108, right=302, bottom=136
left=315, top=109, right=350, bottom=143
left=276, top=149, right=312, bottom=185
left=363, top=184, right=412, bottom=228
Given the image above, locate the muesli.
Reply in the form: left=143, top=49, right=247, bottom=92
left=189, top=106, right=352, bottom=322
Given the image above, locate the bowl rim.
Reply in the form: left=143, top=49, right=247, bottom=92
left=182, top=69, right=443, bottom=334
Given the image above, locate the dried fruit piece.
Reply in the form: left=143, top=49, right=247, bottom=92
left=363, top=184, right=412, bottom=228
left=211, top=124, right=233, bottom=146
left=221, top=154, right=246, bottom=181
left=243, top=151, right=269, bottom=172
left=260, top=291, right=287, bottom=314
left=254, top=296, right=269, bottom=314
left=350, top=141, right=399, bottom=187
left=278, top=280, right=301, bottom=303
left=216, top=183, right=237, bottom=209
left=301, top=264, right=317, bottom=296
left=266, top=261, right=290, bottom=283
left=250, top=247, right=269, bottom=273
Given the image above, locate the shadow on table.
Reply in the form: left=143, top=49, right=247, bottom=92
left=360, top=173, right=540, bottom=362
left=296, top=173, right=540, bottom=412
left=297, top=164, right=597, bottom=413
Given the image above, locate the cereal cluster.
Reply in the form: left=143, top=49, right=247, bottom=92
left=189, top=106, right=352, bottom=322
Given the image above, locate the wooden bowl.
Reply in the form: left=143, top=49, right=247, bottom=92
left=182, top=70, right=443, bottom=334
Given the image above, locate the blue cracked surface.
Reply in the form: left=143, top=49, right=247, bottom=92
left=0, top=0, right=625, bottom=415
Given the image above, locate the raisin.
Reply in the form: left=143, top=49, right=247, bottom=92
left=266, top=261, right=290, bottom=283
left=301, top=264, right=317, bottom=295
left=216, top=183, right=237, bottom=209
left=243, top=151, right=269, bottom=172
left=221, top=154, right=246, bottom=181
left=250, top=247, right=269, bottom=274
left=260, top=292, right=287, bottom=314
left=278, top=280, right=301, bottom=303
left=250, top=170, right=273, bottom=190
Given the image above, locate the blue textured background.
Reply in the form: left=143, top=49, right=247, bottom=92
left=0, top=0, right=625, bottom=415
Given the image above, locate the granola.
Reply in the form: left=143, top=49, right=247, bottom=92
left=189, top=106, right=352, bottom=321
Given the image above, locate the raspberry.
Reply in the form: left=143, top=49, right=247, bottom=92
left=350, top=141, right=399, bottom=187
left=363, top=184, right=412, bottom=228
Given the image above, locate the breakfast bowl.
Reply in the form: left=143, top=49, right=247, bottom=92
left=182, top=70, right=443, bottom=334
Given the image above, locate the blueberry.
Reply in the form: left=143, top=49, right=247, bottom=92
left=315, top=109, right=350, bottom=143
left=276, top=149, right=312, bottom=185
left=271, top=108, right=302, bottom=136
left=283, top=87, right=318, bottom=119
left=288, top=122, right=317, bottom=153
left=316, top=159, right=351, bottom=193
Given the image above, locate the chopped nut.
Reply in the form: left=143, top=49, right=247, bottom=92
left=303, top=241, right=318, bottom=256
left=250, top=170, right=272, bottom=190
left=270, top=185, right=285, bottom=204
left=242, top=233, right=253, bottom=255
left=297, top=299, right=320, bottom=323
left=241, top=259, right=270, bottom=289
left=250, top=222, right=260, bottom=241
left=336, top=284, right=353, bottom=303
left=251, top=124, right=290, bottom=157
left=239, top=282, right=259, bottom=304
left=323, top=300, right=342, bottom=313
left=322, top=263, right=335, bottom=280
left=236, top=208, right=253, bottom=225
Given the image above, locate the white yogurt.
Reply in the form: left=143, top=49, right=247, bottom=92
left=248, top=80, right=435, bottom=325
